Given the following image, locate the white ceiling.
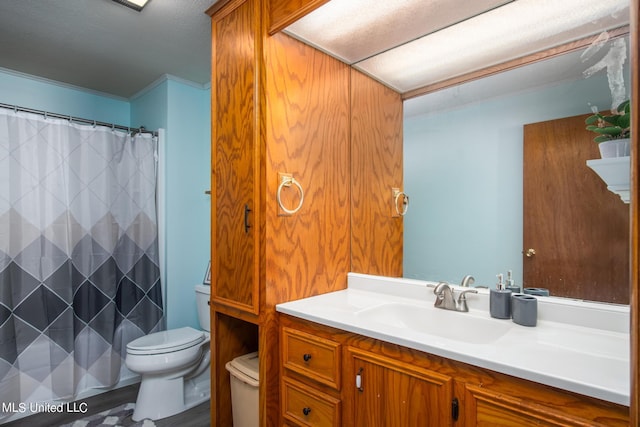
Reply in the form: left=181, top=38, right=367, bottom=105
left=284, top=0, right=512, bottom=64
left=285, top=0, right=629, bottom=94
left=0, top=0, right=216, bottom=98
left=0, top=0, right=629, bottom=107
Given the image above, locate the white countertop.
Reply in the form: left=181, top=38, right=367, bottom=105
left=276, top=273, right=630, bottom=406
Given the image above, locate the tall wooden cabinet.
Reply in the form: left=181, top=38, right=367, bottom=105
left=211, top=0, right=259, bottom=316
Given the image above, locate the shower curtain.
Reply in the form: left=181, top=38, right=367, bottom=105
left=0, top=109, right=164, bottom=417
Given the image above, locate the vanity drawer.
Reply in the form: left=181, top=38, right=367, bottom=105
left=282, top=377, right=341, bottom=427
left=282, top=326, right=341, bottom=389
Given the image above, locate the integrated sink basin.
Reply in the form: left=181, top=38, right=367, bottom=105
left=355, top=302, right=512, bottom=344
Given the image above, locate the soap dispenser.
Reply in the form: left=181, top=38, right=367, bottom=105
left=505, top=270, right=520, bottom=293
left=490, top=273, right=512, bottom=319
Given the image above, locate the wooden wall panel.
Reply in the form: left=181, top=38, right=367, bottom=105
left=261, top=28, right=351, bottom=427
left=351, top=69, right=404, bottom=277
left=263, top=31, right=351, bottom=306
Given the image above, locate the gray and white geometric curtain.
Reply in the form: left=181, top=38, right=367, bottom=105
left=0, top=109, right=164, bottom=418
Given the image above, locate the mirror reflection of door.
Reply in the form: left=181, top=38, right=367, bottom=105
left=523, top=113, right=629, bottom=304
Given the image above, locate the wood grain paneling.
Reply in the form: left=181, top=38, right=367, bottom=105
left=523, top=114, right=629, bottom=303
left=351, top=69, right=404, bottom=277
left=263, top=31, right=351, bottom=306
left=282, top=326, right=341, bottom=389
left=463, top=384, right=628, bottom=427
left=281, top=376, right=341, bottom=426
left=260, top=31, right=351, bottom=425
left=346, top=347, right=453, bottom=427
left=211, top=0, right=260, bottom=314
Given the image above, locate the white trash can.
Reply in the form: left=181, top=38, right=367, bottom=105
left=225, top=351, right=259, bottom=427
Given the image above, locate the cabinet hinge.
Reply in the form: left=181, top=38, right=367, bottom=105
left=451, top=397, right=459, bottom=421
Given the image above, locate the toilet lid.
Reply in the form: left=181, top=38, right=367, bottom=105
left=127, top=327, right=205, bottom=353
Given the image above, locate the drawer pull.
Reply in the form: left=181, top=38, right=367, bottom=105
left=302, top=407, right=312, bottom=416
left=303, top=353, right=312, bottom=362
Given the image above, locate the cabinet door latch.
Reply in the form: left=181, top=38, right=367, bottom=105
left=451, top=397, right=459, bottom=421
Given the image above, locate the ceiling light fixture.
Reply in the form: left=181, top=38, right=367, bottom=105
left=285, top=0, right=629, bottom=93
left=111, top=0, right=150, bottom=12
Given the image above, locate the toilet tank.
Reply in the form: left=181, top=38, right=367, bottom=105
left=195, top=284, right=211, bottom=332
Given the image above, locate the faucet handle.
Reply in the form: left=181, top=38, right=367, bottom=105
left=456, top=289, right=478, bottom=312
left=433, top=282, right=450, bottom=294
left=460, top=275, right=475, bottom=287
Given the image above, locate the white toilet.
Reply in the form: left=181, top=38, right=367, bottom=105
left=125, top=284, right=211, bottom=421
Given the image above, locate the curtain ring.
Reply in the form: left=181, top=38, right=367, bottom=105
left=394, top=191, right=409, bottom=216
left=277, top=174, right=304, bottom=215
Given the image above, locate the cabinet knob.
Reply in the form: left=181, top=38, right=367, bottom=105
left=524, top=248, right=536, bottom=258
left=303, top=353, right=312, bottom=362
left=302, top=407, right=312, bottom=416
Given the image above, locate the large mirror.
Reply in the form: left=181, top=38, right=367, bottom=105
left=284, top=1, right=631, bottom=305
left=402, top=33, right=631, bottom=304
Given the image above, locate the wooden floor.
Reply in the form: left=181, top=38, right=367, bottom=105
left=2, top=383, right=210, bottom=427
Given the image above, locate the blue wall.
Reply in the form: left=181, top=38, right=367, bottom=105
left=1, top=68, right=210, bottom=330
left=0, top=68, right=130, bottom=125
left=131, top=77, right=210, bottom=329
left=403, top=72, right=621, bottom=288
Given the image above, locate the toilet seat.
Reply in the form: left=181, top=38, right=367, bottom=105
left=127, top=327, right=205, bottom=355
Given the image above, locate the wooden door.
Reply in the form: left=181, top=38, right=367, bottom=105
left=523, top=114, right=629, bottom=303
left=458, top=382, right=620, bottom=427
left=211, top=0, right=260, bottom=314
left=346, top=347, right=453, bottom=426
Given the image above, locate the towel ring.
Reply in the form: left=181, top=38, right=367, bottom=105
left=277, top=175, right=304, bottom=215
left=394, top=191, right=409, bottom=216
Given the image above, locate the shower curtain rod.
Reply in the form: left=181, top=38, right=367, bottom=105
left=0, top=102, right=158, bottom=137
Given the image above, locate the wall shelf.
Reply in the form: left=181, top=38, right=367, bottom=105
left=586, top=157, right=631, bottom=203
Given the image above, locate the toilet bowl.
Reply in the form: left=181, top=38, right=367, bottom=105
left=125, top=284, right=211, bottom=421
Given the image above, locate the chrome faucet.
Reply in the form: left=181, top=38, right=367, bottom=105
left=432, top=282, right=477, bottom=312
left=460, top=275, right=475, bottom=287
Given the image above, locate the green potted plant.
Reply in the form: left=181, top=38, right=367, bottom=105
left=585, top=100, right=630, bottom=158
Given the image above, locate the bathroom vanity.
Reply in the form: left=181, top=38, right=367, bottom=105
left=277, top=274, right=630, bottom=426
